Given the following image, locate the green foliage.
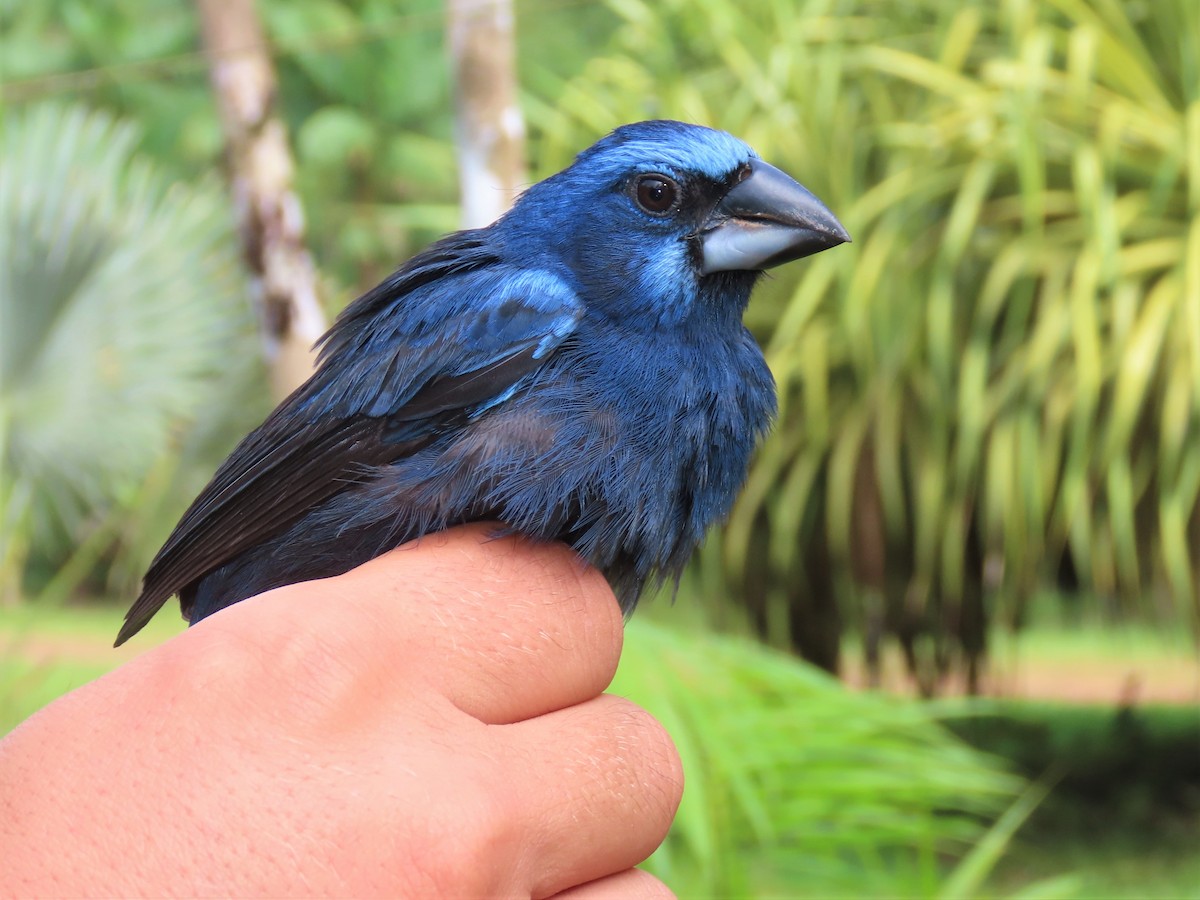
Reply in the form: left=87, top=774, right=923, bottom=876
left=967, top=703, right=1200, bottom=900
left=532, top=0, right=1200, bottom=687
left=1, top=0, right=619, bottom=296
left=0, top=0, right=459, bottom=291
left=261, top=0, right=460, bottom=286
left=614, top=620, right=1022, bottom=896
left=0, top=104, right=261, bottom=601
left=949, top=701, right=1200, bottom=811
left=0, top=0, right=221, bottom=167
left=0, top=654, right=111, bottom=735
left=987, top=810, right=1199, bottom=900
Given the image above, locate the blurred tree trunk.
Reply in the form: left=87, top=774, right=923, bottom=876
left=196, top=0, right=326, bottom=400
left=446, top=0, right=526, bottom=228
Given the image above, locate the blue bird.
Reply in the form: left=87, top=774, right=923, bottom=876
left=115, top=120, right=849, bottom=645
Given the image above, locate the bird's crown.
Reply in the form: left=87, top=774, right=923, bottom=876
left=573, top=120, right=757, bottom=182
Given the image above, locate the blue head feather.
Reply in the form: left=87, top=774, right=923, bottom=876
left=571, top=120, right=758, bottom=182
left=502, top=121, right=762, bottom=329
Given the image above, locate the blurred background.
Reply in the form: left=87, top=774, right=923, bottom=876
left=1, top=0, right=1197, bottom=896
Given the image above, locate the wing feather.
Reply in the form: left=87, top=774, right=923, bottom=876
left=115, top=235, right=582, bottom=645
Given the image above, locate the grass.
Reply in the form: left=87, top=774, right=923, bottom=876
left=947, top=695, right=1200, bottom=900
left=833, top=606, right=1200, bottom=704
left=0, top=601, right=185, bottom=641
left=0, top=602, right=184, bottom=733
left=988, top=807, right=1200, bottom=899
left=983, top=605, right=1200, bottom=706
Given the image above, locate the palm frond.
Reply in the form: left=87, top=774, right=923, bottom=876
left=0, top=104, right=254, bottom=593
left=616, top=620, right=1021, bottom=896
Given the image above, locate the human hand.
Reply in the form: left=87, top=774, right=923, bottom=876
left=0, top=524, right=681, bottom=898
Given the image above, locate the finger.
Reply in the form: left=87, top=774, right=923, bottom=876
left=499, top=694, right=684, bottom=898
left=203, top=524, right=625, bottom=725
left=548, top=868, right=675, bottom=900
left=345, top=524, right=625, bottom=724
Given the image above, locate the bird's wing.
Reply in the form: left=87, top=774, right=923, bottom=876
left=116, top=238, right=582, bottom=644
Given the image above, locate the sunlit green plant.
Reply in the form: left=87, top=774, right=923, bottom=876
left=615, top=619, right=1030, bottom=897
left=531, top=0, right=1200, bottom=690
left=0, top=104, right=258, bottom=602
left=0, top=0, right=617, bottom=294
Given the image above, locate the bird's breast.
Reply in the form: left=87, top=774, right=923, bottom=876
left=500, top=321, right=775, bottom=566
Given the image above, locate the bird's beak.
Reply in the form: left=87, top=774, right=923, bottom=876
left=699, top=159, right=850, bottom=275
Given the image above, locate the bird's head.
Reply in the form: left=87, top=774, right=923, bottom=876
left=504, top=120, right=849, bottom=328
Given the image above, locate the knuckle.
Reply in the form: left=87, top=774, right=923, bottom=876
left=600, top=695, right=684, bottom=817
left=167, top=614, right=271, bottom=698
left=181, top=585, right=380, bottom=729
left=522, top=542, right=625, bottom=673
left=393, top=753, right=523, bottom=896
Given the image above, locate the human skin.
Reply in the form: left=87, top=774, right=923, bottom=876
left=0, top=525, right=681, bottom=898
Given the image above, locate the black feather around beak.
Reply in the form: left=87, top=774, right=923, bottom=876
left=699, top=159, right=850, bottom=275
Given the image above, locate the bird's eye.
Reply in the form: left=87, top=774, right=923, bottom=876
left=633, top=174, right=680, bottom=215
